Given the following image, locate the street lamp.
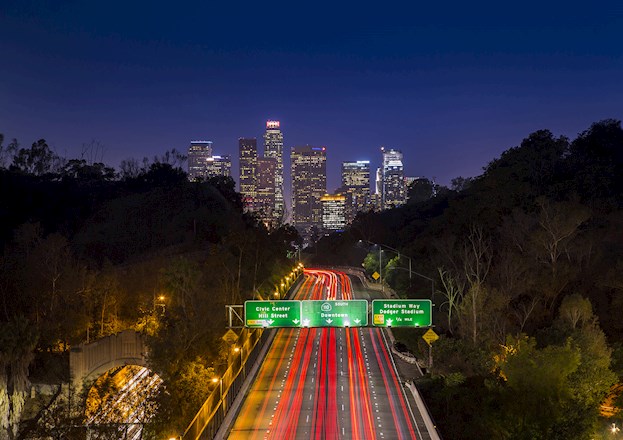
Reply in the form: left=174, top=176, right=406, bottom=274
left=359, top=239, right=435, bottom=302
left=154, top=294, right=166, bottom=315
left=379, top=246, right=384, bottom=292
left=234, top=346, right=245, bottom=378
left=212, top=377, right=224, bottom=411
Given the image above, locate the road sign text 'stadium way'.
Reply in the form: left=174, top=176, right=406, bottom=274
left=243, top=299, right=432, bottom=328
left=372, top=299, right=432, bottom=327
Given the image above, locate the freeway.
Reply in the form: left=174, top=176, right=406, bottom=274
left=86, top=365, right=162, bottom=439
left=228, top=269, right=422, bottom=439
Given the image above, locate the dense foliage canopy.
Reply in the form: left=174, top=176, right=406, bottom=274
left=313, top=119, right=623, bottom=439
left=0, top=141, right=300, bottom=437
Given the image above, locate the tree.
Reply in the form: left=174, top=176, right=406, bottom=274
left=450, top=176, right=473, bottom=192
left=437, top=267, right=464, bottom=334
left=497, top=335, right=581, bottom=439
left=407, top=178, right=434, bottom=204
left=11, top=139, right=60, bottom=176
left=530, top=198, right=590, bottom=312
left=60, top=159, right=116, bottom=182
left=0, top=136, right=19, bottom=169
left=458, top=226, right=492, bottom=343
left=558, top=294, right=593, bottom=329
left=119, top=157, right=143, bottom=180
left=153, top=148, right=187, bottom=168
left=568, top=119, right=623, bottom=206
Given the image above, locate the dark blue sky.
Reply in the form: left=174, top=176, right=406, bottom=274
left=1, top=0, right=622, bottom=192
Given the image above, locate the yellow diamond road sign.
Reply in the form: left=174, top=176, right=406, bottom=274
left=372, top=271, right=380, bottom=280
left=422, top=328, right=439, bottom=346
left=222, top=329, right=239, bottom=345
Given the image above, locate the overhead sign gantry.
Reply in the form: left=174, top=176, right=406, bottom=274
left=243, top=299, right=431, bottom=328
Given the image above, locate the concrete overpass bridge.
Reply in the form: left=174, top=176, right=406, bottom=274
left=69, top=329, right=147, bottom=390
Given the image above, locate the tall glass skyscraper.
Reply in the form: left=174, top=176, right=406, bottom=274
left=291, top=146, right=327, bottom=231
left=263, top=121, right=284, bottom=224
left=255, top=157, right=277, bottom=228
left=187, top=140, right=213, bottom=181
left=238, top=137, right=258, bottom=210
left=321, top=193, right=347, bottom=232
left=341, top=160, right=371, bottom=220
left=381, top=147, right=406, bottom=209
left=203, top=155, right=231, bottom=178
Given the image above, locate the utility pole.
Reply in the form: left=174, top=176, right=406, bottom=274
left=379, top=246, right=383, bottom=293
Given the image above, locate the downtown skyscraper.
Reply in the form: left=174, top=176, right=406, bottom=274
left=255, top=157, right=277, bottom=227
left=291, top=146, right=327, bottom=232
left=187, top=140, right=213, bottom=181
left=341, top=160, right=371, bottom=221
left=203, top=155, right=232, bottom=178
left=238, top=137, right=258, bottom=209
left=188, top=140, right=232, bottom=181
left=263, top=121, right=285, bottom=224
left=381, top=147, right=406, bottom=209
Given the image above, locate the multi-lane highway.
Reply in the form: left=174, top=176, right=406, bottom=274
left=228, top=269, right=423, bottom=439
left=86, top=365, right=162, bottom=439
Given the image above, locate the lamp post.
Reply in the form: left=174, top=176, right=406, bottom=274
left=234, top=346, right=244, bottom=378
left=380, top=246, right=385, bottom=293
left=359, top=239, right=435, bottom=302
left=375, top=242, right=412, bottom=282
left=154, top=294, right=166, bottom=315
left=212, top=377, right=224, bottom=412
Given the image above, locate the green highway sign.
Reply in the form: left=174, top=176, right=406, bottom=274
left=300, top=300, right=368, bottom=327
left=372, top=299, right=432, bottom=327
left=244, top=300, right=301, bottom=328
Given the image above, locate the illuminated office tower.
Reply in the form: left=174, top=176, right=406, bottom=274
left=321, top=193, right=347, bottom=232
left=203, top=155, right=232, bottom=178
left=291, top=146, right=327, bottom=231
left=255, top=157, right=277, bottom=228
left=369, top=167, right=383, bottom=211
left=263, top=121, right=284, bottom=223
left=341, top=160, right=371, bottom=221
left=238, top=137, right=258, bottom=209
left=405, top=176, right=418, bottom=187
left=187, top=140, right=213, bottom=181
left=381, top=147, right=406, bottom=209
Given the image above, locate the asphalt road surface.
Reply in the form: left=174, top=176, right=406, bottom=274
left=228, top=269, right=423, bottom=439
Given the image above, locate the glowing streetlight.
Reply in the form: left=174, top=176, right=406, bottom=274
left=234, top=346, right=244, bottom=377
left=212, top=377, right=224, bottom=411
left=154, top=294, right=166, bottom=315
left=612, top=423, right=620, bottom=435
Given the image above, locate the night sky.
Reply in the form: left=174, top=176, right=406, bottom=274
left=1, top=0, right=622, bottom=194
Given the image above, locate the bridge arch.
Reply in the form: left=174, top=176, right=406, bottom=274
left=70, top=330, right=148, bottom=390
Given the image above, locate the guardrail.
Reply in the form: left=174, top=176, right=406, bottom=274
left=183, top=272, right=303, bottom=439
left=182, top=327, right=266, bottom=440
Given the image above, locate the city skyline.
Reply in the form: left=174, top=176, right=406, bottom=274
left=194, top=127, right=411, bottom=228
left=2, top=2, right=620, bottom=195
